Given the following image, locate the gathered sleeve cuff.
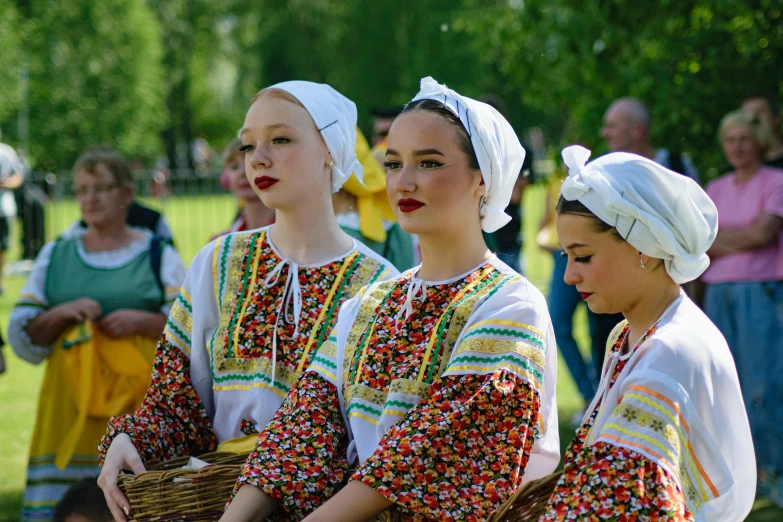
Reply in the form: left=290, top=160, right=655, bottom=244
left=9, top=241, right=55, bottom=364
left=233, top=369, right=349, bottom=519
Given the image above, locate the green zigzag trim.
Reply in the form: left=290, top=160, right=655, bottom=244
left=177, top=293, right=193, bottom=312
left=425, top=269, right=501, bottom=383
left=463, top=327, right=545, bottom=350
left=226, top=232, right=259, bottom=359
left=367, top=261, right=388, bottom=286
left=166, top=319, right=191, bottom=345
left=217, top=234, right=231, bottom=312
left=483, top=274, right=518, bottom=301
left=347, top=402, right=382, bottom=416
left=312, top=355, right=336, bottom=369
left=450, top=354, right=544, bottom=381
left=212, top=369, right=291, bottom=391
left=385, top=399, right=415, bottom=409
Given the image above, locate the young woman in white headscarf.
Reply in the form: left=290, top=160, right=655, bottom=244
left=220, top=77, right=560, bottom=522
left=96, top=81, right=399, bottom=522
left=540, top=146, right=756, bottom=521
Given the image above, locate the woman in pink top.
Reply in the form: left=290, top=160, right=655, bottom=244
left=703, top=109, right=783, bottom=506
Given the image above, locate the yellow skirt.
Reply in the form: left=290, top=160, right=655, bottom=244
left=22, top=323, right=156, bottom=521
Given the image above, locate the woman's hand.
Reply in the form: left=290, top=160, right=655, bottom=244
left=26, top=298, right=103, bottom=347
left=98, top=309, right=145, bottom=339
left=98, top=433, right=146, bottom=522
left=219, top=485, right=278, bottom=522
left=98, top=309, right=167, bottom=340
left=302, top=481, right=392, bottom=522
left=54, top=298, right=102, bottom=323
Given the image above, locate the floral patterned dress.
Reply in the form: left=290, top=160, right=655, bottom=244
left=236, top=259, right=560, bottom=521
left=99, top=227, right=397, bottom=464
left=541, top=322, right=694, bottom=521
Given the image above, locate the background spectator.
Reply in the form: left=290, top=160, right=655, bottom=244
left=212, top=138, right=275, bottom=239
left=0, top=128, right=26, bottom=294
left=703, top=109, right=783, bottom=506
left=601, top=97, right=700, bottom=183
left=334, top=128, right=415, bottom=271
left=62, top=148, right=175, bottom=245
left=8, top=148, right=185, bottom=520
left=742, top=92, right=783, bottom=169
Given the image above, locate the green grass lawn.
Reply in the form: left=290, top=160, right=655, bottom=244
left=0, top=188, right=778, bottom=521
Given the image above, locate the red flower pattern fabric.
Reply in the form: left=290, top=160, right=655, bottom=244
left=236, top=264, right=548, bottom=521
left=99, top=229, right=391, bottom=465
left=541, top=324, right=693, bottom=522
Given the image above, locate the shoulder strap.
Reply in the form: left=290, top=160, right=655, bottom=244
left=127, top=202, right=162, bottom=234
left=149, top=236, right=164, bottom=293
left=668, top=150, right=685, bottom=175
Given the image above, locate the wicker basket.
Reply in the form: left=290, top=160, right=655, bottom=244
left=118, top=454, right=560, bottom=522
left=117, top=452, right=247, bottom=522
left=489, top=472, right=562, bottom=522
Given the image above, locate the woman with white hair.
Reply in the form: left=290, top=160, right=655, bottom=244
left=703, top=109, right=783, bottom=505
left=221, top=77, right=559, bottom=522
left=540, top=146, right=756, bottom=521
left=96, top=81, right=399, bottom=521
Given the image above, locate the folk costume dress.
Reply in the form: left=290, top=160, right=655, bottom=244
left=9, top=230, right=185, bottom=522
left=236, top=256, right=560, bottom=521
left=98, top=226, right=397, bottom=466
left=541, top=295, right=755, bottom=521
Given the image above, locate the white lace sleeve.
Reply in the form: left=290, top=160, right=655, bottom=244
left=159, top=244, right=186, bottom=315
left=9, top=241, right=56, bottom=364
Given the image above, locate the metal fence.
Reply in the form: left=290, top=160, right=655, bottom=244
left=13, top=169, right=239, bottom=267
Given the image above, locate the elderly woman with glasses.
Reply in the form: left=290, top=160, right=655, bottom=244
left=9, top=148, right=186, bottom=522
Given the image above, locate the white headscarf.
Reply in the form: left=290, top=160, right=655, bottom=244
left=560, top=145, right=718, bottom=284
left=269, top=80, right=362, bottom=193
left=410, top=77, right=526, bottom=233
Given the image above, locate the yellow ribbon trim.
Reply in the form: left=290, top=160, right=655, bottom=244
left=296, top=252, right=359, bottom=373
left=417, top=266, right=495, bottom=382
left=231, top=231, right=265, bottom=353
left=216, top=433, right=259, bottom=454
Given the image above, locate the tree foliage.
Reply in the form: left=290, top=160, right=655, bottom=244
left=0, top=2, right=23, bottom=126
left=0, top=0, right=780, bottom=174
left=458, top=0, right=783, bottom=176
left=23, top=0, right=165, bottom=170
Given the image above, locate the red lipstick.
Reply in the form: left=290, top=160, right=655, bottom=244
left=254, top=176, right=279, bottom=190
left=579, top=292, right=593, bottom=300
left=398, top=198, right=425, bottom=213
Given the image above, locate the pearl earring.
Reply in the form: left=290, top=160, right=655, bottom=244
left=640, top=257, right=646, bottom=269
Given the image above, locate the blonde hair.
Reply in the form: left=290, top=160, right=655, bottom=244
left=223, top=138, right=243, bottom=165
left=719, top=109, right=773, bottom=154
left=250, top=88, right=304, bottom=108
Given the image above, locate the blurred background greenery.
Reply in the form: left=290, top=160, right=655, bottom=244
left=0, top=1, right=781, bottom=520
left=0, top=0, right=780, bottom=177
